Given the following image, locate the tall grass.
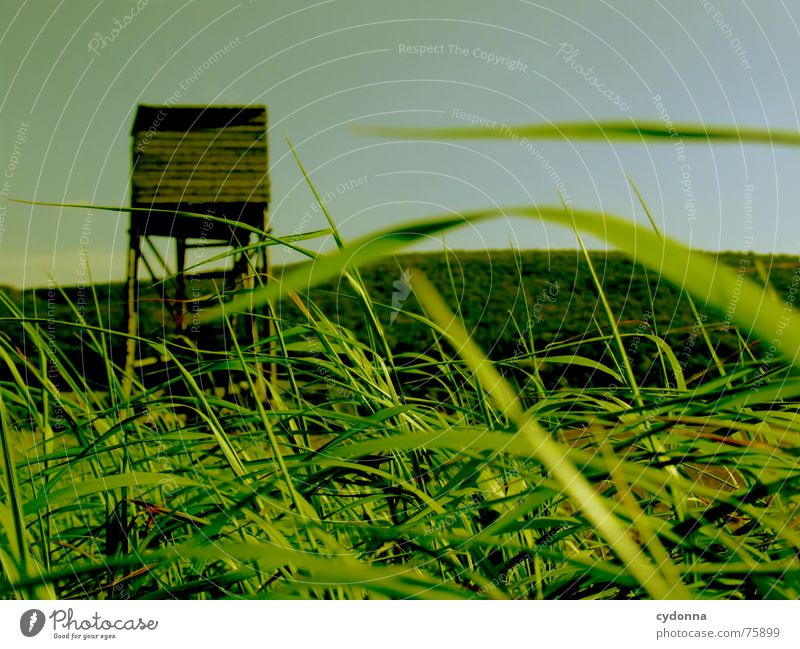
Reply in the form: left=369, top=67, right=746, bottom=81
left=0, top=120, right=799, bottom=599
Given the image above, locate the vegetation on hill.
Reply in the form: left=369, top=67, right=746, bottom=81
left=3, top=249, right=797, bottom=391
left=1, top=120, right=799, bottom=600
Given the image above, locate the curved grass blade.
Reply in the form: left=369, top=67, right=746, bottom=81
left=200, top=205, right=800, bottom=375
left=357, top=120, right=800, bottom=147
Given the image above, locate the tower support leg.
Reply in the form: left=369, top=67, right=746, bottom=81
left=123, top=226, right=142, bottom=399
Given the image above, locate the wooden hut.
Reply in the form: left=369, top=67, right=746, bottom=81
left=130, top=104, right=269, bottom=240
left=125, top=104, right=270, bottom=383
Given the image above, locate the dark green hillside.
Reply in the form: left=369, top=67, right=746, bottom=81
left=279, top=249, right=799, bottom=388
left=1, top=249, right=796, bottom=389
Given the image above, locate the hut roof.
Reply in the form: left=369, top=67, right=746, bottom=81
left=131, top=104, right=269, bottom=209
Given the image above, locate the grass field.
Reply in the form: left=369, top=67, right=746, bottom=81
left=1, top=121, right=799, bottom=600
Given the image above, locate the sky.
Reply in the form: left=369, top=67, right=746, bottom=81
left=1, top=0, right=799, bottom=287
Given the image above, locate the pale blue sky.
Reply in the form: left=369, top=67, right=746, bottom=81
left=1, top=0, right=799, bottom=287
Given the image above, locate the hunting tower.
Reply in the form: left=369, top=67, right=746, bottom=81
left=126, top=104, right=269, bottom=384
